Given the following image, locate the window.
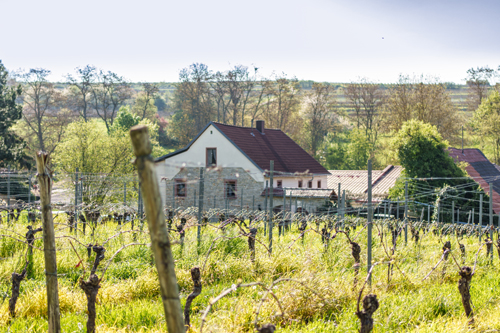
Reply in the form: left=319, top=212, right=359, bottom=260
left=317, top=180, right=321, bottom=188
left=298, top=180, right=303, bottom=188
left=277, top=180, right=282, bottom=187
left=206, top=148, right=217, bottom=167
left=308, top=181, right=312, bottom=188
left=175, top=179, right=186, bottom=197
left=225, top=180, right=237, bottom=199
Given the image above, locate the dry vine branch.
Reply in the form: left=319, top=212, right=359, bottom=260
left=356, top=263, right=380, bottom=333
left=8, top=260, right=28, bottom=317
left=184, top=267, right=202, bottom=327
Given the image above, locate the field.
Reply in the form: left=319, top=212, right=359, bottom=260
left=0, top=212, right=499, bottom=332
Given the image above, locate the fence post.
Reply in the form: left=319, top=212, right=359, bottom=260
left=264, top=180, right=268, bottom=235
left=479, top=194, right=483, bottom=241
left=367, top=159, right=373, bottom=284
left=28, top=174, right=32, bottom=217
left=452, top=201, right=455, bottom=225
left=129, top=125, right=185, bottom=333
left=124, top=182, right=127, bottom=207
left=74, top=168, right=79, bottom=234
left=489, top=184, right=493, bottom=254
left=241, top=187, right=243, bottom=211
left=268, top=161, right=274, bottom=253
left=194, top=189, right=196, bottom=208
left=337, top=183, right=341, bottom=222
left=252, top=195, right=255, bottom=212
left=404, top=181, right=408, bottom=245
left=342, top=190, right=346, bottom=226
left=197, top=168, right=204, bottom=244
left=172, top=182, right=176, bottom=212
left=36, top=152, right=61, bottom=333
left=428, top=205, right=430, bottom=223
left=7, top=166, right=10, bottom=225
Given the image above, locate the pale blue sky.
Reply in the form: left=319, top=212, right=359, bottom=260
left=1, top=0, right=499, bottom=83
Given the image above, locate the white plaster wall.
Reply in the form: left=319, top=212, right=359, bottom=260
left=269, top=175, right=329, bottom=189
left=156, top=124, right=265, bottom=205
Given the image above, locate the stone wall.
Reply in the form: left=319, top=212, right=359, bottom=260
left=162, top=167, right=330, bottom=213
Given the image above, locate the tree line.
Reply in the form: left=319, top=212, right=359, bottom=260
left=1, top=60, right=500, bottom=173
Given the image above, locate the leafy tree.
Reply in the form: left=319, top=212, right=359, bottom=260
left=324, top=128, right=370, bottom=170
left=470, top=90, right=500, bottom=164
left=0, top=61, right=30, bottom=168
left=388, top=120, right=483, bottom=216
left=111, top=106, right=140, bottom=131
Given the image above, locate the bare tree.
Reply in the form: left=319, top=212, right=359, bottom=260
left=89, top=70, right=132, bottom=132
left=18, top=68, right=72, bottom=153
left=225, top=65, right=255, bottom=126
left=303, top=83, right=338, bottom=156
left=465, top=66, right=495, bottom=111
left=136, top=82, right=160, bottom=120
left=384, top=75, right=460, bottom=143
left=261, top=74, right=301, bottom=132
left=344, top=79, right=385, bottom=139
left=66, top=65, right=97, bottom=122
left=209, top=71, right=231, bottom=123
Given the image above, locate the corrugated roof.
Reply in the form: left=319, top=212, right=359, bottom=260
left=327, top=165, right=402, bottom=199
left=213, top=122, right=329, bottom=175
left=447, top=148, right=500, bottom=214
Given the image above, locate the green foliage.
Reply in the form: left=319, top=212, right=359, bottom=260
left=388, top=120, right=483, bottom=208
left=392, top=119, right=464, bottom=179
left=0, top=60, right=30, bottom=169
left=471, top=90, right=500, bottom=164
left=324, top=128, right=370, bottom=170
left=111, top=106, right=140, bottom=132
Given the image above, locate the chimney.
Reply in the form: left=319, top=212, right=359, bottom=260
left=256, top=120, right=265, bottom=134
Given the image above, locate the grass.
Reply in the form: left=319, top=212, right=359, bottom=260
left=0, top=212, right=499, bottom=332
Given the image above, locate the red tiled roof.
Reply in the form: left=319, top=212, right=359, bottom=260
left=447, top=148, right=500, bottom=214
left=213, top=122, right=329, bottom=175
left=447, top=148, right=488, bottom=163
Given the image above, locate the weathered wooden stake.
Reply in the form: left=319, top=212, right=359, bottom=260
left=130, top=125, right=185, bottom=333
left=36, top=152, right=61, bottom=333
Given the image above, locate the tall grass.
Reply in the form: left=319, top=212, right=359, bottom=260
left=0, top=214, right=499, bottom=332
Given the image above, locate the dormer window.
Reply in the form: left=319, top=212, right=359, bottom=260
left=206, top=148, right=217, bottom=167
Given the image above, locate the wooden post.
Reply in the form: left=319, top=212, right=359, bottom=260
left=129, top=125, right=185, bottom=333
left=197, top=168, right=204, bottom=244
left=269, top=161, right=274, bottom=253
left=404, top=181, right=408, bottom=245
left=489, top=184, right=493, bottom=257
left=7, top=166, right=10, bottom=224
left=367, top=159, right=372, bottom=284
left=36, top=152, right=61, bottom=333
left=479, top=194, right=483, bottom=241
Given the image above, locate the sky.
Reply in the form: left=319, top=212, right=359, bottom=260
left=1, top=0, right=499, bottom=84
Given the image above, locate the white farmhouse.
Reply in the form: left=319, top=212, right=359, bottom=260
left=154, top=120, right=333, bottom=213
